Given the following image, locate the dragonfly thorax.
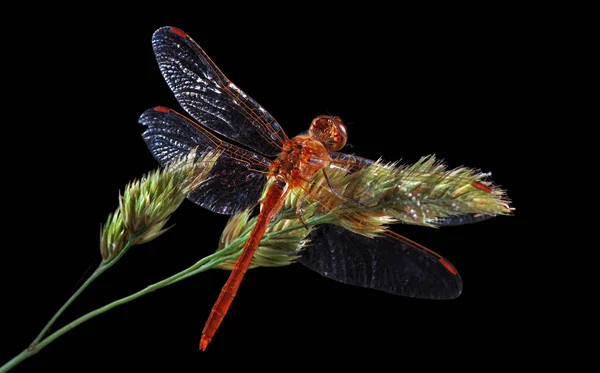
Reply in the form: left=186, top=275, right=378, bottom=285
left=270, top=137, right=331, bottom=188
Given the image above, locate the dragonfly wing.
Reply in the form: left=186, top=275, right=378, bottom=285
left=299, top=224, right=462, bottom=299
left=436, top=214, right=493, bottom=226
left=140, top=107, right=270, bottom=214
left=151, top=26, right=288, bottom=157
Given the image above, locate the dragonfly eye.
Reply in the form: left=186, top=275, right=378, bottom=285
left=310, top=115, right=348, bottom=151
left=330, top=117, right=347, bottom=151
left=334, top=118, right=348, bottom=150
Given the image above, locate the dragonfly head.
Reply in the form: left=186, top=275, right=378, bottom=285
left=309, top=115, right=348, bottom=152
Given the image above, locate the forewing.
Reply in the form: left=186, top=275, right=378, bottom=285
left=140, top=107, right=270, bottom=214
left=151, top=26, right=288, bottom=157
left=299, top=224, right=462, bottom=299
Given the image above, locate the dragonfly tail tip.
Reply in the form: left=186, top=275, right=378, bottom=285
left=199, top=337, right=209, bottom=351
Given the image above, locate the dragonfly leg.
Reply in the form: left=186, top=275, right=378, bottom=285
left=321, top=168, right=368, bottom=209
left=295, top=193, right=310, bottom=230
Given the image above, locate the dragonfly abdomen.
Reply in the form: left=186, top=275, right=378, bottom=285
left=200, top=178, right=289, bottom=350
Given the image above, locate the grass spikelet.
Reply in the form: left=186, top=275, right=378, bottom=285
left=100, top=149, right=219, bottom=263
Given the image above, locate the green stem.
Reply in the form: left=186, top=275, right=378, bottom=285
left=28, top=242, right=132, bottom=348
left=32, top=253, right=236, bottom=350
left=1, top=213, right=301, bottom=372
left=0, top=250, right=131, bottom=373
left=1, top=266, right=110, bottom=373
left=0, top=350, right=32, bottom=373
left=0, top=247, right=239, bottom=373
left=30, top=265, right=106, bottom=346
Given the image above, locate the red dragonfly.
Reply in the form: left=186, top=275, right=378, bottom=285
left=140, top=26, right=491, bottom=350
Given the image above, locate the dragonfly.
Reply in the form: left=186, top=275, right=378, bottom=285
left=140, top=26, right=495, bottom=350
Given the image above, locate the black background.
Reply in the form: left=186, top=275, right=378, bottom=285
left=2, top=6, right=543, bottom=372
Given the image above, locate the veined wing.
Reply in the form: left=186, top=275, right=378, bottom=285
left=151, top=26, right=289, bottom=157
left=140, top=107, right=271, bottom=214
left=299, top=224, right=462, bottom=300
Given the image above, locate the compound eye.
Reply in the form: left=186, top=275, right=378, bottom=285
left=337, top=121, right=347, bottom=142
left=330, top=117, right=347, bottom=151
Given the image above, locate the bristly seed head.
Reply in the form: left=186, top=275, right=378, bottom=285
left=100, top=149, right=219, bottom=263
